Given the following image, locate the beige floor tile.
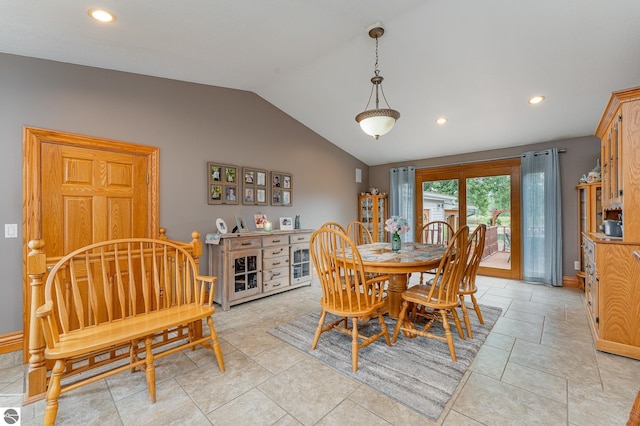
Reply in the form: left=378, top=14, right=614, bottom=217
left=486, top=286, right=534, bottom=301
left=252, top=343, right=307, bottom=374
left=568, top=381, right=632, bottom=425
left=257, top=359, right=358, bottom=425
left=483, top=331, right=516, bottom=352
left=503, top=308, right=545, bottom=325
left=501, top=361, right=567, bottom=403
left=224, top=324, right=295, bottom=358
left=315, top=398, right=391, bottom=425
left=510, top=339, right=600, bottom=386
left=207, top=388, right=288, bottom=425
left=272, top=414, right=303, bottom=425
left=469, top=344, right=509, bottom=379
left=508, top=299, right=565, bottom=318
left=348, top=384, right=435, bottom=425
left=490, top=316, right=542, bottom=343
left=442, top=410, right=485, bottom=425
left=178, top=350, right=272, bottom=414
left=453, top=372, right=567, bottom=425
left=596, top=351, right=640, bottom=399
left=116, top=378, right=210, bottom=426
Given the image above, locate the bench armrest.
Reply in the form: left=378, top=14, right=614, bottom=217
left=36, top=300, right=59, bottom=348
left=196, top=275, right=217, bottom=306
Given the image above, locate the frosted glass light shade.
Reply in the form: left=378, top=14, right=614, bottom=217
left=355, top=108, right=400, bottom=140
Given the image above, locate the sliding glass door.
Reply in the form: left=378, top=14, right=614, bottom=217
left=415, top=159, right=521, bottom=279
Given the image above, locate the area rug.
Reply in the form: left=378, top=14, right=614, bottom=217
left=268, top=304, right=502, bottom=421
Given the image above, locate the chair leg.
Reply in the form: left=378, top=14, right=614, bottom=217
left=206, top=316, right=226, bottom=372
left=311, top=310, right=327, bottom=350
left=450, top=308, right=465, bottom=341
left=351, top=317, right=359, bottom=372
left=43, top=359, right=65, bottom=426
left=144, top=336, right=156, bottom=403
left=459, top=295, right=473, bottom=339
left=392, top=301, right=409, bottom=343
left=440, top=309, right=457, bottom=362
left=471, top=294, right=484, bottom=324
left=378, top=310, right=392, bottom=346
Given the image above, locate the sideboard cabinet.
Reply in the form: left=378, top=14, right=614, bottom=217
left=359, top=194, right=388, bottom=242
left=576, top=183, right=602, bottom=284
left=207, top=230, right=313, bottom=310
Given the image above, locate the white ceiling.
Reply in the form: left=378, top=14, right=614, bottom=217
left=2, top=1, right=639, bottom=166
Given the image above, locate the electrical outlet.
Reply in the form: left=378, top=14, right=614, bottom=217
left=4, top=224, right=18, bottom=238
left=574, top=260, right=580, bottom=270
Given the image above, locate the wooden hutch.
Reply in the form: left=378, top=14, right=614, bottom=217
left=583, top=86, right=640, bottom=360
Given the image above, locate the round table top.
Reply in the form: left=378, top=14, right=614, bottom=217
left=355, top=242, right=446, bottom=274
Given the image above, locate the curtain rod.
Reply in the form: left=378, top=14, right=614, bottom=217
left=417, top=148, right=566, bottom=169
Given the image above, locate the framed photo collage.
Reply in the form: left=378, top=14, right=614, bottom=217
left=207, top=162, right=293, bottom=207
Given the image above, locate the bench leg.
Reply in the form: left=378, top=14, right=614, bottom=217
left=206, top=316, right=225, bottom=372
left=43, top=359, right=65, bottom=426
left=144, top=336, right=156, bottom=403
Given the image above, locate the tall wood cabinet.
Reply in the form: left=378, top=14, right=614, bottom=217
left=207, top=230, right=312, bottom=310
left=577, top=183, right=602, bottom=280
left=359, top=194, right=388, bottom=242
left=583, top=86, right=640, bottom=360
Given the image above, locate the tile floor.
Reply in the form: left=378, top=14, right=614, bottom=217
left=1, top=275, right=639, bottom=425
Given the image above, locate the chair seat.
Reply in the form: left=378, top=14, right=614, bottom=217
left=403, top=284, right=459, bottom=310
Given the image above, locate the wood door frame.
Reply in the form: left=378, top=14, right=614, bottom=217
left=415, top=158, right=522, bottom=280
left=22, top=126, right=159, bottom=360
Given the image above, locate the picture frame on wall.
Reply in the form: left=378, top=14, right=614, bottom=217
left=242, top=167, right=268, bottom=205
left=271, top=171, right=292, bottom=206
left=256, top=188, right=267, bottom=205
left=209, top=184, right=223, bottom=205
left=207, top=162, right=238, bottom=205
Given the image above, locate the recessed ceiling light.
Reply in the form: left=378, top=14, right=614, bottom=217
left=88, top=8, right=116, bottom=23
left=436, top=117, right=448, bottom=125
left=528, top=95, right=545, bottom=105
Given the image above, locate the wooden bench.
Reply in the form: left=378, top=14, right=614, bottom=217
left=32, top=236, right=225, bottom=425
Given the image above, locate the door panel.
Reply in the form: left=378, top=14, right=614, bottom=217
left=416, top=159, right=521, bottom=279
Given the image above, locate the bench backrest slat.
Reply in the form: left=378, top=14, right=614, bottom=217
left=44, top=239, right=206, bottom=336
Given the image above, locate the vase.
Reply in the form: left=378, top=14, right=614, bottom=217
left=391, top=232, right=402, bottom=252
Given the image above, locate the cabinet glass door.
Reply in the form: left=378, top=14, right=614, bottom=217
left=291, top=244, right=311, bottom=284
left=231, top=251, right=260, bottom=300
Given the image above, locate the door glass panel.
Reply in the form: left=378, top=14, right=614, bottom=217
left=421, top=179, right=459, bottom=237
left=466, top=175, right=511, bottom=270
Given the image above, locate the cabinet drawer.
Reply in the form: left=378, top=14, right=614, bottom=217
left=263, top=235, right=288, bottom=247
left=263, top=245, right=288, bottom=259
left=263, top=276, right=290, bottom=293
left=290, top=233, right=311, bottom=244
left=263, top=255, right=289, bottom=269
left=228, top=237, right=261, bottom=251
left=263, top=266, right=289, bottom=282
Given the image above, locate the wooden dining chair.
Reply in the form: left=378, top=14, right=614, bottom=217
left=309, top=227, right=391, bottom=372
left=418, top=220, right=454, bottom=284
left=629, top=391, right=640, bottom=426
left=392, top=226, right=470, bottom=361
left=458, top=224, right=487, bottom=338
left=347, top=221, right=374, bottom=245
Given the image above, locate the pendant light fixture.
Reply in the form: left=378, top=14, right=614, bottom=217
left=355, top=25, right=400, bottom=140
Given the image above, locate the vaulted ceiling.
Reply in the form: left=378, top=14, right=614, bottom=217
left=2, top=1, right=639, bottom=165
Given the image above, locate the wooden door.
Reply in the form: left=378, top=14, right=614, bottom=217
left=41, top=143, right=149, bottom=253
left=23, top=126, right=159, bottom=360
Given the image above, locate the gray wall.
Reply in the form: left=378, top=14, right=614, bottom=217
left=369, top=136, right=602, bottom=279
left=0, top=53, right=369, bottom=334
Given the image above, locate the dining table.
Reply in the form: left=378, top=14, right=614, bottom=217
left=356, top=241, right=448, bottom=318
